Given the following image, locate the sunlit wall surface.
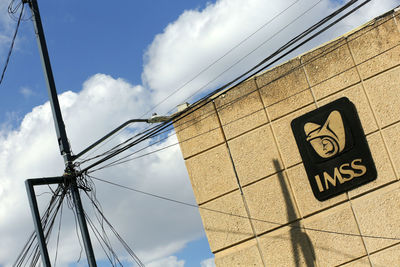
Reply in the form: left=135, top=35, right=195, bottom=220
left=174, top=7, right=400, bottom=266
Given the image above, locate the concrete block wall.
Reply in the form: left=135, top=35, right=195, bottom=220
left=174, top=8, right=400, bottom=266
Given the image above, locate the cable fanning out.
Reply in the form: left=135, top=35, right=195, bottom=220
left=78, top=0, right=368, bottom=174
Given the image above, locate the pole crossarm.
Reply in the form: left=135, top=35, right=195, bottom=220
left=25, top=177, right=65, bottom=267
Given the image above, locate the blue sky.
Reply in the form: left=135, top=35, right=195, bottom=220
left=0, top=0, right=212, bottom=125
left=0, top=0, right=398, bottom=266
left=1, top=1, right=215, bottom=266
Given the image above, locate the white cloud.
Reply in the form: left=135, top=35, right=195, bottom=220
left=146, top=256, right=184, bottom=267
left=19, top=86, right=35, bottom=98
left=142, top=0, right=399, bottom=115
left=0, top=110, right=21, bottom=133
left=0, top=74, right=204, bottom=266
left=200, top=257, right=216, bottom=267
left=0, top=0, right=399, bottom=266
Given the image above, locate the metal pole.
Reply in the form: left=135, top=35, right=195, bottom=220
left=25, top=180, right=51, bottom=267
left=26, top=0, right=97, bottom=265
left=70, top=179, right=97, bottom=264
left=26, top=0, right=72, bottom=164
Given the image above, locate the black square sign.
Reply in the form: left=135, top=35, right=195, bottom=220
left=291, top=97, right=377, bottom=201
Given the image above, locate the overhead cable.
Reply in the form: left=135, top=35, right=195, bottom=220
left=79, top=0, right=368, bottom=174
left=76, top=0, right=322, bottom=164
left=89, top=175, right=400, bottom=242
left=83, top=191, right=145, bottom=267
left=165, top=0, right=325, bottom=114
left=84, top=212, right=123, bottom=266
left=14, top=185, right=66, bottom=267
left=93, top=30, right=400, bottom=170
left=53, top=200, right=63, bottom=266
left=139, top=0, right=302, bottom=119
left=0, top=2, right=24, bottom=86
left=73, top=0, right=298, bottom=162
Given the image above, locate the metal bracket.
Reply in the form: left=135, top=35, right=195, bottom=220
left=25, top=177, right=66, bottom=267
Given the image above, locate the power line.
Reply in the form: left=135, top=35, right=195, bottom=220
left=150, top=1, right=400, bottom=143
left=139, top=0, right=302, bottom=119
left=165, top=0, right=325, bottom=115
left=88, top=175, right=400, bottom=242
left=167, top=0, right=371, bottom=134
left=76, top=0, right=326, bottom=165
left=86, top=179, right=117, bottom=264
left=0, top=2, right=24, bottom=86
left=175, top=0, right=357, bottom=110
left=183, top=0, right=364, bottom=110
left=84, top=211, right=124, bottom=266
left=14, top=185, right=66, bottom=267
left=53, top=200, right=63, bottom=267
left=69, top=198, right=84, bottom=263
left=90, top=35, right=400, bottom=171
left=75, top=0, right=304, bottom=163
left=88, top=139, right=178, bottom=173
left=79, top=0, right=371, bottom=174
left=83, top=190, right=145, bottom=267
left=76, top=120, right=154, bottom=163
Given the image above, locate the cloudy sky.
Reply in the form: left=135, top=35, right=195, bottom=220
left=0, top=0, right=398, bottom=266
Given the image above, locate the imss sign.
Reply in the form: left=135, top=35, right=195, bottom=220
left=291, top=97, right=377, bottom=201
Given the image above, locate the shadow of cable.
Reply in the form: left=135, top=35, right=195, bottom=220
left=274, top=159, right=316, bottom=267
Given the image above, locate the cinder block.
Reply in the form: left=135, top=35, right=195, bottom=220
left=267, top=89, right=315, bottom=121
left=286, top=164, right=347, bottom=217
left=363, top=66, right=400, bottom=128
left=348, top=132, right=396, bottom=198
left=352, top=182, right=400, bottom=253
left=199, top=190, right=254, bottom=252
left=257, top=58, right=311, bottom=116
left=256, top=58, right=306, bottom=94
left=185, top=144, right=238, bottom=204
left=303, top=203, right=367, bottom=266
left=318, top=84, right=377, bottom=135
left=214, top=238, right=263, bottom=267
left=312, top=68, right=359, bottom=101
left=272, top=104, right=317, bottom=168
left=348, top=17, right=400, bottom=79
left=369, top=243, right=400, bottom=266
left=242, top=171, right=300, bottom=235
left=382, top=121, right=400, bottom=178
left=174, top=101, right=224, bottom=159
left=302, top=39, right=359, bottom=100
left=214, top=79, right=268, bottom=140
left=358, top=45, right=400, bottom=80
left=228, top=124, right=282, bottom=186
left=258, top=223, right=317, bottom=267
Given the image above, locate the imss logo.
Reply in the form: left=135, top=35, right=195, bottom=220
left=304, top=110, right=345, bottom=159
left=291, top=97, right=377, bottom=201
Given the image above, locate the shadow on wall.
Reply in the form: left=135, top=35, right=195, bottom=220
left=273, top=159, right=316, bottom=267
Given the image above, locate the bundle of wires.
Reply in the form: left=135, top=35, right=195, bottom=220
left=14, top=186, right=66, bottom=267
left=76, top=0, right=371, bottom=175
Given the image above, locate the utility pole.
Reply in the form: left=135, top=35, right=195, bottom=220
left=24, top=0, right=97, bottom=266
left=23, top=1, right=180, bottom=265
